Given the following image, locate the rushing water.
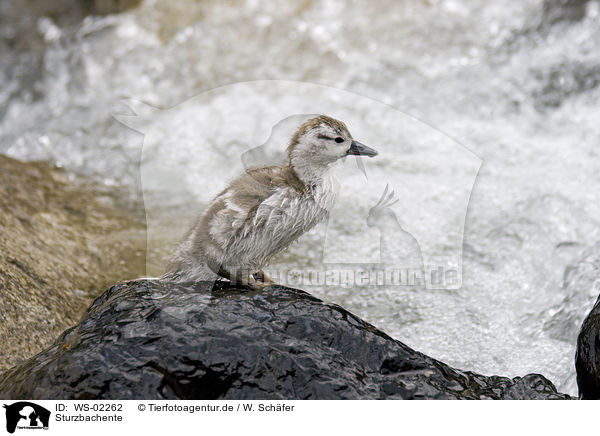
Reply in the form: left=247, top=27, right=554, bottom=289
left=2, top=0, right=600, bottom=395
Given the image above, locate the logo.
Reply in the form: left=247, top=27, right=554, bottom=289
left=3, top=402, right=50, bottom=433
left=115, top=80, right=480, bottom=290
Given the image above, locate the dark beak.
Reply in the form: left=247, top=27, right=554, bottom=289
left=347, top=140, right=378, bottom=157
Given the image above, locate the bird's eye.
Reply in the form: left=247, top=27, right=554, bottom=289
left=335, top=137, right=344, bottom=143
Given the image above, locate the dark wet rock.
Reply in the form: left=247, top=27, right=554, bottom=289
left=0, top=0, right=142, bottom=118
left=0, top=279, right=571, bottom=400
left=533, top=61, right=600, bottom=109
left=544, top=242, right=600, bottom=342
left=576, top=292, right=600, bottom=399
left=542, top=0, right=591, bottom=25
left=0, top=155, right=146, bottom=372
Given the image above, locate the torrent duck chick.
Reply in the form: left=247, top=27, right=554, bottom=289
left=164, top=115, right=378, bottom=290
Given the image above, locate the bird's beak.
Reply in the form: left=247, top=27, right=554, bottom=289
left=347, top=140, right=378, bottom=157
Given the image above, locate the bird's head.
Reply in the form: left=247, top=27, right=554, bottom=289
left=287, top=115, right=377, bottom=181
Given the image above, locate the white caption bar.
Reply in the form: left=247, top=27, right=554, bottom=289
left=0, top=400, right=594, bottom=435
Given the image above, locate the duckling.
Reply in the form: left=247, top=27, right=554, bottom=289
left=164, top=115, right=378, bottom=290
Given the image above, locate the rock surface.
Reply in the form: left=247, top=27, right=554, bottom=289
left=0, top=279, right=571, bottom=400
left=576, top=292, right=600, bottom=399
left=544, top=242, right=600, bottom=343
left=0, top=155, right=146, bottom=372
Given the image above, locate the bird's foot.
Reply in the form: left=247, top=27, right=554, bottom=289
left=207, top=261, right=271, bottom=292
left=253, top=270, right=276, bottom=285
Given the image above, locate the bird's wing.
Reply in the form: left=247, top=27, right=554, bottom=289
left=204, top=167, right=288, bottom=247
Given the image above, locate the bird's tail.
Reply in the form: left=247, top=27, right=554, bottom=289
left=161, top=261, right=218, bottom=283
left=119, top=267, right=218, bottom=285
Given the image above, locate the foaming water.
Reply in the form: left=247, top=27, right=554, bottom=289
left=1, top=0, right=599, bottom=395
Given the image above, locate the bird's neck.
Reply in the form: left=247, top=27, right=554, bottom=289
left=290, top=158, right=334, bottom=187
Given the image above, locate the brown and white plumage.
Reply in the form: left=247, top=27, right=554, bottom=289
left=164, top=115, right=377, bottom=289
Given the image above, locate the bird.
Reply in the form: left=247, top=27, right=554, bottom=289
left=164, top=115, right=378, bottom=290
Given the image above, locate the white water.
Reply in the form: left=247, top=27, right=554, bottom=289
left=2, top=0, right=600, bottom=395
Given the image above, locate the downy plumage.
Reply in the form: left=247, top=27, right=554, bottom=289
left=164, top=115, right=378, bottom=289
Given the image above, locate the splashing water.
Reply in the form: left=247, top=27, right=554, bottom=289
left=1, top=0, right=600, bottom=395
